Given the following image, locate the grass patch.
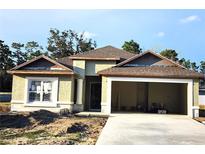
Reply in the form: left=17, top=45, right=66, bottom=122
left=23, top=130, right=50, bottom=140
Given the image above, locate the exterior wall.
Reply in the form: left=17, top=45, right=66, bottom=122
left=73, top=60, right=85, bottom=77
left=12, top=75, right=26, bottom=101
left=11, top=74, right=75, bottom=112
left=101, top=76, right=108, bottom=113
left=58, top=76, right=74, bottom=103
left=85, top=60, right=116, bottom=76
left=193, top=79, right=199, bottom=106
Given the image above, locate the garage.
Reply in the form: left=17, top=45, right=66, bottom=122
left=98, top=51, right=204, bottom=118
left=111, top=81, right=187, bottom=114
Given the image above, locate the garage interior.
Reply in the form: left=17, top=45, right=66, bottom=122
left=111, top=81, right=187, bottom=115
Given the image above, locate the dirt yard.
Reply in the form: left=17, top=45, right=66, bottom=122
left=0, top=110, right=107, bottom=145
left=0, top=103, right=10, bottom=113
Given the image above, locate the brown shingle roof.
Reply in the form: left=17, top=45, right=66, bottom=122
left=69, top=45, right=135, bottom=61
left=98, top=66, right=204, bottom=79
left=10, top=55, right=73, bottom=72
left=8, top=55, right=74, bottom=75
left=57, top=56, right=73, bottom=69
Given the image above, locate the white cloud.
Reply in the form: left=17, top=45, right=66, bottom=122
left=180, top=15, right=200, bottom=23
left=81, top=31, right=96, bottom=38
left=156, top=32, right=165, bottom=37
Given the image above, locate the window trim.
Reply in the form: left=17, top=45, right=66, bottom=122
left=25, top=77, right=58, bottom=107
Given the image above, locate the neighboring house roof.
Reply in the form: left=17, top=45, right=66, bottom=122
left=69, top=45, right=135, bottom=61
left=98, top=51, right=204, bottom=79
left=8, top=55, right=74, bottom=75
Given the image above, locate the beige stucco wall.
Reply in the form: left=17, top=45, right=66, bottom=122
left=101, top=76, right=108, bottom=103
left=73, top=60, right=86, bottom=77
left=193, top=79, right=199, bottom=106
left=85, top=60, right=116, bottom=76
left=58, top=76, right=74, bottom=103
left=12, top=75, right=26, bottom=101
left=11, top=74, right=74, bottom=112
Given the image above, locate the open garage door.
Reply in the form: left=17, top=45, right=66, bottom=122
left=111, top=81, right=187, bottom=115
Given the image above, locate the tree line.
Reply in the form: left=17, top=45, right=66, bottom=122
left=0, top=28, right=97, bottom=91
left=0, top=29, right=205, bottom=92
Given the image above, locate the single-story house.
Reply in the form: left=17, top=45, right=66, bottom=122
left=8, top=46, right=204, bottom=118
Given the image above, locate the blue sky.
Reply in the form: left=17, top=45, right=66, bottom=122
left=0, top=9, right=204, bottom=63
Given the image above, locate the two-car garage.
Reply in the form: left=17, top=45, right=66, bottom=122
left=111, top=81, right=187, bottom=115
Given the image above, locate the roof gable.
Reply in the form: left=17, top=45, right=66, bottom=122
left=10, top=55, right=72, bottom=72
left=117, top=51, right=185, bottom=68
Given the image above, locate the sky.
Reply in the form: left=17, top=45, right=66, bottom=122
left=0, top=9, right=205, bottom=64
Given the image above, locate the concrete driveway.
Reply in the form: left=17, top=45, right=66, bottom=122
left=96, top=113, right=205, bottom=145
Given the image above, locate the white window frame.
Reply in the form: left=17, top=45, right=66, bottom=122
left=25, top=77, right=58, bottom=107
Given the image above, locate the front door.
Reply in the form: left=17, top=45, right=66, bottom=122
left=90, top=82, right=101, bottom=111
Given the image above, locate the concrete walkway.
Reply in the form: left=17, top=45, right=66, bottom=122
left=96, top=113, right=205, bottom=145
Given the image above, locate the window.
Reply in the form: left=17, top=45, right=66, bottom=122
left=26, top=77, right=58, bottom=106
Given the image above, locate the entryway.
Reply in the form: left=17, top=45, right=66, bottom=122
left=85, top=76, right=101, bottom=111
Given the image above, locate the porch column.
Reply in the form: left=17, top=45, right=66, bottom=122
left=192, top=80, right=200, bottom=118
left=187, top=81, right=194, bottom=118
left=101, top=76, right=111, bottom=114
left=74, top=78, right=84, bottom=111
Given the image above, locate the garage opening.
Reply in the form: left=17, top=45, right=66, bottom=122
left=111, top=81, right=187, bottom=115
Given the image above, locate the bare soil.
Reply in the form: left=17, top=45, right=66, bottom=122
left=0, top=110, right=107, bottom=145
left=0, top=103, right=10, bottom=113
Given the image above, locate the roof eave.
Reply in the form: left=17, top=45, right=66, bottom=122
left=98, top=73, right=204, bottom=79
left=7, top=70, right=74, bottom=75
left=69, top=57, right=120, bottom=61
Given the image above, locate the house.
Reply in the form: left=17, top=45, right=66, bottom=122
left=8, top=46, right=204, bottom=118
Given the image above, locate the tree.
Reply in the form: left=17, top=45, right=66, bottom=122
left=0, top=40, right=14, bottom=70
left=190, top=62, right=199, bottom=71
left=160, top=49, right=178, bottom=61
left=11, top=42, right=27, bottom=65
left=200, top=61, right=205, bottom=73
left=179, top=58, right=199, bottom=71
left=47, top=29, right=97, bottom=59
left=122, top=40, right=142, bottom=54
left=0, top=40, right=14, bottom=92
left=179, top=58, right=191, bottom=69
left=25, top=41, right=48, bottom=60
